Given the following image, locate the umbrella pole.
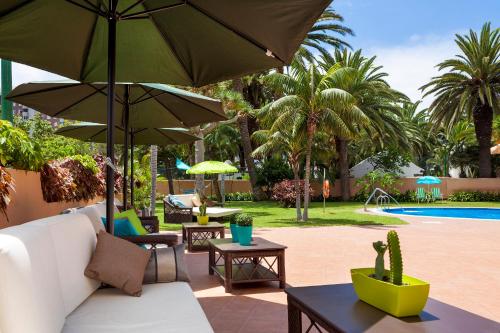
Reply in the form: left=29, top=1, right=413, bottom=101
left=122, top=85, right=130, bottom=209
left=130, top=131, right=135, bottom=208
left=105, top=1, right=118, bottom=234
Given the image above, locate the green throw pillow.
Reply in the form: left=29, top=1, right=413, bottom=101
left=114, top=209, right=148, bottom=235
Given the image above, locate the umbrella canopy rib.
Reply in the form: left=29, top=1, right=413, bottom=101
left=52, top=85, right=108, bottom=117
left=153, top=127, right=181, bottom=145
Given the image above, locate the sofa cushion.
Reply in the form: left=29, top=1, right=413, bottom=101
left=85, top=231, right=151, bottom=296
left=101, top=217, right=141, bottom=237
left=77, top=204, right=106, bottom=233
left=143, top=244, right=190, bottom=284
left=170, top=194, right=194, bottom=208
left=30, top=214, right=100, bottom=316
left=63, top=282, right=214, bottom=333
left=0, top=223, right=66, bottom=333
left=192, top=207, right=243, bottom=217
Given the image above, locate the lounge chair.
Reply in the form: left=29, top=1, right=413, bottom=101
left=431, top=187, right=444, bottom=202
left=164, top=194, right=242, bottom=223
left=416, top=187, right=427, bottom=203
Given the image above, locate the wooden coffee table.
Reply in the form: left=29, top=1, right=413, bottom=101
left=208, top=237, right=287, bottom=293
left=182, top=222, right=225, bottom=252
left=285, top=283, right=500, bottom=333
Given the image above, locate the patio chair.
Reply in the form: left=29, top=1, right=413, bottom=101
left=163, top=195, right=193, bottom=223
left=416, top=187, right=427, bottom=203
left=431, top=187, right=444, bottom=202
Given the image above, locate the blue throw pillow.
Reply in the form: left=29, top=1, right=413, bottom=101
left=101, top=218, right=140, bottom=237
left=170, top=197, right=186, bottom=208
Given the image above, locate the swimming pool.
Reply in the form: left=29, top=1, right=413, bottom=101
left=383, top=207, right=500, bottom=220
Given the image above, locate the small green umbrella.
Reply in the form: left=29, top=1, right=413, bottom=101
left=187, top=161, right=237, bottom=204
left=187, top=161, right=238, bottom=175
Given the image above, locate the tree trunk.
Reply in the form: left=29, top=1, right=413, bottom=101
left=291, top=161, right=302, bottom=221
left=212, top=175, right=222, bottom=202
left=165, top=157, right=175, bottom=194
left=149, top=145, right=157, bottom=216
left=473, top=104, right=493, bottom=178
left=303, top=121, right=316, bottom=221
left=236, top=113, right=266, bottom=200
left=193, top=127, right=206, bottom=196
left=335, top=137, right=351, bottom=201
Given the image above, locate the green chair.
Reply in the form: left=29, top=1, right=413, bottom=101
left=431, top=187, right=443, bottom=202
left=416, top=187, right=426, bottom=203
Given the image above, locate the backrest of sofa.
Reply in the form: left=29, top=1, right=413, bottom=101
left=170, top=194, right=194, bottom=208
left=0, top=223, right=65, bottom=333
left=31, top=213, right=100, bottom=316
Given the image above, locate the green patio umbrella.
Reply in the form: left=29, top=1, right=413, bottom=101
left=186, top=161, right=238, bottom=175
left=187, top=161, right=237, bottom=205
left=8, top=81, right=223, bottom=209
left=0, top=0, right=330, bottom=232
left=55, top=122, right=200, bottom=207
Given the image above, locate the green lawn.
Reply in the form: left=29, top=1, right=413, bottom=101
left=156, top=200, right=500, bottom=231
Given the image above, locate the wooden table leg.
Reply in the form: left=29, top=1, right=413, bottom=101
left=288, top=296, right=302, bottom=333
left=224, top=253, right=233, bottom=293
left=221, top=227, right=225, bottom=239
left=279, top=250, right=286, bottom=289
left=187, top=229, right=193, bottom=252
left=208, top=245, right=214, bottom=275
left=182, top=225, right=186, bottom=243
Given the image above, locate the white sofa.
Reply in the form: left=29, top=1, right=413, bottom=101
left=0, top=213, right=214, bottom=333
left=168, top=194, right=242, bottom=217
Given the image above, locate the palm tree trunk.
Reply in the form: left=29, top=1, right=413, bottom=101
left=149, top=145, right=157, bottom=216
left=335, top=136, right=351, bottom=201
left=291, top=161, right=302, bottom=221
left=236, top=113, right=266, bottom=200
left=193, top=127, right=205, bottom=196
left=303, top=121, right=316, bottom=221
left=473, top=104, right=493, bottom=178
left=165, top=157, right=175, bottom=194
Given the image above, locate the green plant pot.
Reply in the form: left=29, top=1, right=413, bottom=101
left=197, top=215, right=209, bottom=225
left=351, top=268, right=430, bottom=317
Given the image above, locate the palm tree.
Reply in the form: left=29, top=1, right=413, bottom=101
left=321, top=49, right=407, bottom=200
left=421, top=23, right=499, bottom=177
left=149, top=145, right=157, bottom=216
left=296, top=7, right=354, bottom=64
left=263, top=60, right=362, bottom=220
left=252, top=124, right=306, bottom=221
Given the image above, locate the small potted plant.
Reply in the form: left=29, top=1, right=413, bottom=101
left=197, top=201, right=209, bottom=225
left=351, top=230, right=430, bottom=317
left=236, top=213, right=253, bottom=246
left=229, top=213, right=240, bottom=243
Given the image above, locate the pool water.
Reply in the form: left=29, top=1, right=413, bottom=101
left=383, top=207, right=500, bottom=220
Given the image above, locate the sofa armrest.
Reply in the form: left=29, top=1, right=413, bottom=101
left=120, top=233, right=178, bottom=248
left=139, top=216, right=159, bottom=233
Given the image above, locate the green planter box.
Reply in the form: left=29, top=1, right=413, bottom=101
left=351, top=268, right=430, bottom=317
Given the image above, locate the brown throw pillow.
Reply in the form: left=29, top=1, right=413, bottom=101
left=85, top=230, right=151, bottom=296
left=143, top=244, right=190, bottom=284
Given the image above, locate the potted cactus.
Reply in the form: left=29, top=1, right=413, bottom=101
left=197, top=201, right=209, bottom=225
left=236, top=213, right=253, bottom=246
left=351, top=230, right=430, bottom=317
left=229, top=213, right=240, bottom=243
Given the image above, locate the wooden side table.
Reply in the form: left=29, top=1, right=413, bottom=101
left=285, top=284, right=500, bottom=333
left=208, top=237, right=287, bottom=293
left=182, top=222, right=225, bottom=252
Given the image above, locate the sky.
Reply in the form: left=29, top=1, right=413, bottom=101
left=1, top=1, right=499, bottom=108
left=333, top=0, right=500, bottom=106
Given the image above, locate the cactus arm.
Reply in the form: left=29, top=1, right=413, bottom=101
left=372, top=241, right=387, bottom=280
left=387, top=230, right=403, bottom=285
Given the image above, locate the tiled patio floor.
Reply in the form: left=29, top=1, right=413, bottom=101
left=183, top=214, right=500, bottom=332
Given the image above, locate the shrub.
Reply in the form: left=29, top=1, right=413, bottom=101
left=40, top=155, right=122, bottom=203
left=0, top=120, right=42, bottom=171
left=256, top=157, right=293, bottom=196
left=225, top=192, right=253, bottom=201
left=271, top=179, right=312, bottom=208
left=448, top=191, right=500, bottom=202
left=229, top=213, right=241, bottom=224
left=236, top=213, right=253, bottom=227
left=0, top=166, right=14, bottom=221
